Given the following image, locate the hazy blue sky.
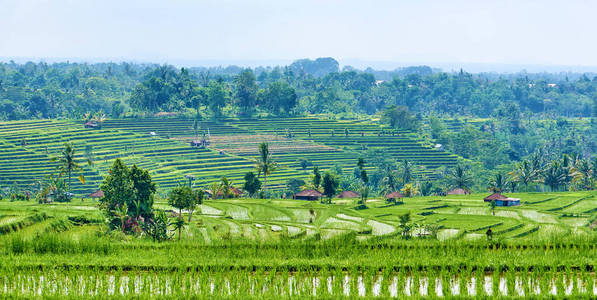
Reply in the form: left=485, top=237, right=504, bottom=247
left=1, top=0, right=596, bottom=70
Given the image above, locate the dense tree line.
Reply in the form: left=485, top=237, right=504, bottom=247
left=2, top=58, right=597, bottom=120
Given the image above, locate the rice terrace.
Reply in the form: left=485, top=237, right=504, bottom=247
left=3, top=0, right=597, bottom=298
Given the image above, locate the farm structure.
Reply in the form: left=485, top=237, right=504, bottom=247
left=447, top=188, right=470, bottom=195
left=483, top=192, right=521, bottom=206
left=336, top=190, right=360, bottom=198
left=294, top=189, right=323, bottom=201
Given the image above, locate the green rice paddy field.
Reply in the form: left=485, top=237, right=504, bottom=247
left=1, top=191, right=597, bottom=298
left=1, top=117, right=597, bottom=298
left=0, top=117, right=457, bottom=195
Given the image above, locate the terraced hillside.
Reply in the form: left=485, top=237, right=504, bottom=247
left=103, top=117, right=458, bottom=178
left=0, top=117, right=459, bottom=196
left=0, top=120, right=258, bottom=195
left=1, top=191, right=594, bottom=242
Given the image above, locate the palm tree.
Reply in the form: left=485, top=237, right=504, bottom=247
left=92, top=112, right=107, bottom=129
left=572, top=158, right=593, bottom=190
left=509, top=160, right=537, bottom=190
left=400, top=160, right=413, bottom=185
left=447, top=165, right=473, bottom=190
left=192, top=119, right=200, bottom=142
left=51, top=142, right=87, bottom=194
left=381, top=167, right=399, bottom=195
left=220, top=176, right=232, bottom=198
left=488, top=173, right=507, bottom=193
left=171, top=217, right=185, bottom=241
left=542, top=161, right=566, bottom=192
left=255, top=142, right=277, bottom=194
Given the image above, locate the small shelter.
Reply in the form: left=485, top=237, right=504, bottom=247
left=293, top=189, right=323, bottom=201
left=483, top=192, right=520, bottom=206
left=447, top=188, right=470, bottom=195
left=205, top=187, right=243, bottom=199
left=154, top=112, right=179, bottom=117
left=89, top=189, right=104, bottom=198
left=385, top=191, right=404, bottom=202
left=336, top=190, right=360, bottom=198
left=229, top=187, right=243, bottom=197
left=84, top=121, right=98, bottom=129
left=190, top=139, right=210, bottom=148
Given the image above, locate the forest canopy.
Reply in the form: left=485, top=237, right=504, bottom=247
left=0, top=58, right=596, bottom=121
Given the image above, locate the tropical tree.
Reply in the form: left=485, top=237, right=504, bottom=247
left=234, top=69, right=258, bottom=115
left=207, top=80, right=229, bottom=118
left=447, top=165, right=473, bottom=190
left=243, top=172, right=261, bottom=197
left=255, top=142, right=277, bottom=195
left=220, top=176, right=233, bottom=198
left=51, top=142, right=88, bottom=195
left=488, top=200, right=496, bottom=216
left=92, top=112, right=107, bottom=129
left=399, top=212, right=412, bottom=238
left=322, top=172, right=339, bottom=204
left=381, top=167, right=399, bottom=195
left=192, top=119, right=200, bottom=141
left=488, top=173, right=507, bottom=193
left=542, top=161, right=566, bottom=191
left=312, top=166, right=322, bottom=190
left=208, top=181, right=223, bottom=200
left=357, top=158, right=369, bottom=204
left=100, top=159, right=156, bottom=231
left=171, top=217, right=185, bottom=241
left=400, top=183, right=418, bottom=197
left=399, top=160, right=413, bottom=184
left=113, top=202, right=129, bottom=233
left=168, top=185, right=203, bottom=222
left=572, top=158, right=593, bottom=190
left=509, top=160, right=537, bottom=190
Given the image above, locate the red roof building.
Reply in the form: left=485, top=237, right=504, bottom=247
left=447, top=188, right=470, bottom=195
left=88, top=189, right=104, bottom=198
left=385, top=192, right=404, bottom=199
left=336, top=190, right=360, bottom=198
left=293, top=189, right=323, bottom=201
left=483, top=193, right=520, bottom=206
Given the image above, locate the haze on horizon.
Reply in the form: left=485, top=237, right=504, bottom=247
left=1, top=0, right=597, bottom=72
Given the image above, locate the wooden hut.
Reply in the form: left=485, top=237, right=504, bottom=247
left=229, top=187, right=243, bottom=197
left=205, top=187, right=243, bottom=199
left=88, top=189, right=104, bottom=198
left=447, top=188, right=470, bottom=195
left=336, top=190, right=360, bottom=198
left=293, top=189, right=323, bottom=201
left=385, top=191, right=404, bottom=203
left=483, top=192, right=520, bottom=206
left=84, top=121, right=98, bottom=129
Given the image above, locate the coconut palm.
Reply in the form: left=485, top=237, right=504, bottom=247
left=399, top=159, right=413, bottom=184
left=542, top=161, right=566, bottom=192
left=572, top=158, right=593, bottom=190
left=447, top=165, right=473, bottom=190
left=509, top=160, right=537, bottom=190
left=92, top=112, right=107, bottom=129
left=488, top=173, right=507, bottom=193
left=255, top=142, right=277, bottom=194
left=51, top=142, right=88, bottom=194
left=381, top=167, right=399, bottom=195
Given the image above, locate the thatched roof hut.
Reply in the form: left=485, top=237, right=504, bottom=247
left=336, top=190, right=360, bottom=198
left=447, top=188, right=470, bottom=195
left=293, top=189, right=323, bottom=201
left=88, top=189, right=104, bottom=198
left=385, top=191, right=404, bottom=200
